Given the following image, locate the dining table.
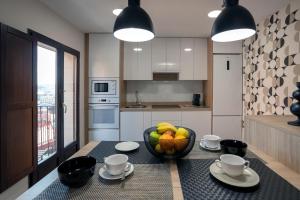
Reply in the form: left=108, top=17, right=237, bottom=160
left=17, top=141, right=300, bottom=200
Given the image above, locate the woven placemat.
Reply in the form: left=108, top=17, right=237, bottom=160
left=34, top=163, right=173, bottom=200
left=88, top=141, right=163, bottom=164
left=177, top=159, right=300, bottom=200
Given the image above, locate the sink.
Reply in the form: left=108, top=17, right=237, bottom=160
left=125, top=105, right=147, bottom=108
left=152, top=105, right=181, bottom=109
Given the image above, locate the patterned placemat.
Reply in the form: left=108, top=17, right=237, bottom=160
left=177, top=159, right=300, bottom=200
left=34, top=164, right=173, bottom=200
left=88, top=141, right=163, bottom=164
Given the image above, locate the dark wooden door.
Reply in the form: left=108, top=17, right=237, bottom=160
left=0, top=24, right=35, bottom=192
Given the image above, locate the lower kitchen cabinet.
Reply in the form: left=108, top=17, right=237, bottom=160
left=120, top=112, right=151, bottom=141
left=89, top=129, right=120, bottom=141
left=182, top=111, right=212, bottom=140
left=121, top=111, right=212, bottom=141
left=212, top=116, right=242, bottom=140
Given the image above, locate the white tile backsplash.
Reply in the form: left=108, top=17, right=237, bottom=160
left=126, top=81, right=203, bottom=103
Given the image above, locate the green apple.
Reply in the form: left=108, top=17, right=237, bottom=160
left=149, top=131, right=160, bottom=147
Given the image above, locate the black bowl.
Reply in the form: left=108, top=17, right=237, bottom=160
left=58, top=156, right=96, bottom=188
left=143, top=126, right=196, bottom=159
left=220, top=140, right=248, bottom=157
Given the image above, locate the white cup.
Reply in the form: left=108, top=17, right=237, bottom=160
left=215, top=154, right=250, bottom=177
left=202, top=135, right=221, bottom=149
left=104, top=154, right=129, bottom=176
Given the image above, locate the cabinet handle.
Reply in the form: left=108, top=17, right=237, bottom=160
left=227, top=60, right=230, bottom=70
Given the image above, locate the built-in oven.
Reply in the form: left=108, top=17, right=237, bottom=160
left=89, top=103, right=119, bottom=129
left=89, top=78, right=119, bottom=97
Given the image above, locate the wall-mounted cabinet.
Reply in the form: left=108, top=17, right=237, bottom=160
left=180, top=38, right=207, bottom=80
left=124, top=41, right=152, bottom=80
left=89, top=34, right=120, bottom=78
left=123, top=37, right=207, bottom=80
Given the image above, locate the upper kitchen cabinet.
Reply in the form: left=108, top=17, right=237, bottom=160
left=180, top=38, right=208, bottom=80
left=213, top=41, right=242, bottom=54
left=89, top=34, right=120, bottom=78
left=152, top=38, right=180, bottom=73
left=152, top=38, right=166, bottom=72
left=124, top=41, right=152, bottom=80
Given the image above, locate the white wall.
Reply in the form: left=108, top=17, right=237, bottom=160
left=126, top=81, right=203, bottom=103
left=0, top=0, right=85, bottom=199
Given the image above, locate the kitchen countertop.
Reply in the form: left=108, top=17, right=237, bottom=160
left=245, top=115, right=300, bottom=137
left=120, top=102, right=211, bottom=112
left=17, top=141, right=300, bottom=200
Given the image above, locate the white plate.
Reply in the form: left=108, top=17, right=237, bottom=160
left=115, top=141, right=140, bottom=152
left=199, top=140, right=221, bottom=151
left=209, top=162, right=260, bottom=188
left=99, top=163, right=134, bottom=180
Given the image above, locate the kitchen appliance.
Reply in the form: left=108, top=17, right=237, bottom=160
left=213, top=54, right=242, bottom=140
left=89, top=77, right=119, bottom=97
left=89, top=77, right=120, bottom=141
left=192, top=94, right=201, bottom=106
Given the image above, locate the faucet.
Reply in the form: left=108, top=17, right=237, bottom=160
left=135, top=90, right=141, bottom=105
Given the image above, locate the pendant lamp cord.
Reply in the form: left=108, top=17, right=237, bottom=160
left=128, top=0, right=140, bottom=6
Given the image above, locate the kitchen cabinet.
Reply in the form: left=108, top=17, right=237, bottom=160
left=89, top=34, right=120, bottom=78
left=213, top=41, right=242, bottom=54
left=213, top=116, right=242, bottom=140
left=152, top=38, right=180, bottom=73
left=180, top=38, right=208, bottom=80
left=124, top=41, right=152, bottom=80
left=120, top=112, right=151, bottom=141
left=120, top=111, right=212, bottom=141
left=181, top=111, right=211, bottom=140
left=151, top=38, right=166, bottom=72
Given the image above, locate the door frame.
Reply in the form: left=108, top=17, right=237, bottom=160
left=29, top=30, right=80, bottom=185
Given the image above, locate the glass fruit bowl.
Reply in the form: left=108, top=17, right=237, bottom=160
left=143, top=124, right=196, bottom=159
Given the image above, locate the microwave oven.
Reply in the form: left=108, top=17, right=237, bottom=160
left=89, top=78, right=119, bottom=97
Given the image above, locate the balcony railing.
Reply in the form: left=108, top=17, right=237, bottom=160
left=37, top=105, right=56, bottom=163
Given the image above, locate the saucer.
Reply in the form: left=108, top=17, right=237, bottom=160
left=99, top=163, right=134, bottom=180
left=115, top=142, right=140, bottom=152
left=209, top=162, right=260, bottom=188
left=199, top=140, right=221, bottom=151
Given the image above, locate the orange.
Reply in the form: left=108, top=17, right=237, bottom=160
left=159, top=134, right=175, bottom=151
left=174, top=135, right=188, bottom=151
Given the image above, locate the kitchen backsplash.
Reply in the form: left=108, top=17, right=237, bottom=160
left=243, top=0, right=300, bottom=116
left=126, top=81, right=203, bottom=103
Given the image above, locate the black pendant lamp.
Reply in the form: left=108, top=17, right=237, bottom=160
left=211, top=0, right=256, bottom=42
left=113, top=0, right=154, bottom=42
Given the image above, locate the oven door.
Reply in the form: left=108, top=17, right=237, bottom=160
left=89, top=104, right=119, bottom=129
left=91, top=81, right=116, bottom=96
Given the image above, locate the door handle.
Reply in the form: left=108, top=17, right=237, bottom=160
left=227, top=60, right=230, bottom=70
left=63, top=103, right=67, bottom=114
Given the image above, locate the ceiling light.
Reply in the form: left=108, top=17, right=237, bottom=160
left=113, top=9, right=123, bottom=16
left=211, top=0, right=256, bottom=42
left=113, top=0, right=155, bottom=42
left=184, top=48, right=193, bottom=52
left=133, top=48, right=143, bottom=52
left=208, top=10, right=221, bottom=18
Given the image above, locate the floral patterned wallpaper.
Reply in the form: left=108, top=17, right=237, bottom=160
left=243, top=1, right=300, bottom=116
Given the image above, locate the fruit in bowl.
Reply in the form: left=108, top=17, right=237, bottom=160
left=144, top=122, right=196, bottom=159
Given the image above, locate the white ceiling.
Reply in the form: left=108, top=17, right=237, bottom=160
left=40, top=0, right=289, bottom=37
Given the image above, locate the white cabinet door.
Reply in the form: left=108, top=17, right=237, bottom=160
left=138, top=41, right=152, bottom=80
left=89, top=34, right=120, bottom=77
left=124, top=42, right=138, bottom=80
left=181, top=111, right=212, bottom=140
left=194, top=38, right=207, bottom=80
left=143, top=112, right=152, bottom=130
left=151, top=111, right=182, bottom=126
left=166, top=38, right=180, bottom=72
left=152, top=38, right=166, bottom=72
left=213, top=116, right=242, bottom=140
left=213, top=55, right=242, bottom=115
left=180, top=38, right=194, bottom=80
left=120, top=112, right=144, bottom=141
